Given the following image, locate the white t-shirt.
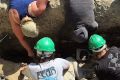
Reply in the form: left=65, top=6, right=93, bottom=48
left=23, top=58, right=70, bottom=80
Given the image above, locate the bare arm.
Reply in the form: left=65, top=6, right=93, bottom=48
left=9, top=9, right=34, bottom=57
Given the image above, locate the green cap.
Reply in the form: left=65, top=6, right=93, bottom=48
left=88, top=34, right=106, bottom=50
left=34, top=37, right=55, bottom=52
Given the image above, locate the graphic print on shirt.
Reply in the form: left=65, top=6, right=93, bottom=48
left=37, top=66, right=57, bottom=80
left=108, top=52, right=120, bottom=70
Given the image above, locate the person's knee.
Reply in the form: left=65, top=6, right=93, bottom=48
left=90, top=21, right=98, bottom=30
left=73, top=25, right=88, bottom=43
left=38, top=4, right=47, bottom=12
left=87, top=21, right=98, bottom=32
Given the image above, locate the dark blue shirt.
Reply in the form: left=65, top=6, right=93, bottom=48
left=9, top=0, right=33, bottom=20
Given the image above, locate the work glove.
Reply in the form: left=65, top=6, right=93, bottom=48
left=48, top=0, right=60, bottom=8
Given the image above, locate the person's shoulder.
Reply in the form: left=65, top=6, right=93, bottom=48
left=109, top=46, right=119, bottom=51
left=54, top=58, right=66, bottom=61
left=9, top=8, right=19, bottom=16
left=9, top=8, right=17, bottom=12
left=9, top=8, right=19, bottom=17
left=54, top=58, right=70, bottom=64
left=28, top=63, right=37, bottom=66
left=108, top=46, right=120, bottom=53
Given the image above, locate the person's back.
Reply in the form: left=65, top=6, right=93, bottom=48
left=20, top=37, right=70, bottom=80
left=26, top=58, right=70, bottom=80
left=9, top=0, right=33, bottom=20
left=9, top=0, right=48, bottom=57
left=94, top=47, right=120, bottom=80
left=88, top=34, right=120, bottom=80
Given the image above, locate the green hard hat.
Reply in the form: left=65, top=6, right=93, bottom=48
left=88, top=34, right=106, bottom=50
left=34, top=37, right=55, bottom=52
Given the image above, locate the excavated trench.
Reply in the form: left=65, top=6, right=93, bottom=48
left=0, top=33, right=95, bottom=80
left=1, top=32, right=120, bottom=80
left=1, top=0, right=120, bottom=63
left=1, top=0, right=120, bottom=79
left=0, top=32, right=120, bottom=63
left=0, top=32, right=90, bottom=62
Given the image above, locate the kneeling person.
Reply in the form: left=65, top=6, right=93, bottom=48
left=89, top=34, right=120, bottom=80
left=20, top=37, right=70, bottom=80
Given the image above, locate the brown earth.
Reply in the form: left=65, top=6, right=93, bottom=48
left=0, top=0, right=120, bottom=79
left=0, top=58, right=21, bottom=80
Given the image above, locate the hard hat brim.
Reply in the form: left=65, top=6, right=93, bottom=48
left=92, top=44, right=107, bottom=53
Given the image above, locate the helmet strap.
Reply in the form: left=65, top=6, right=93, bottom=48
left=37, top=51, right=54, bottom=62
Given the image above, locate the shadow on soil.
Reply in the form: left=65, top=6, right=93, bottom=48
left=0, top=49, right=33, bottom=63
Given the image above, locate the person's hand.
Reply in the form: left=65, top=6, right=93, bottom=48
left=19, top=63, right=27, bottom=71
left=20, top=63, right=27, bottom=67
left=28, top=51, right=35, bottom=57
